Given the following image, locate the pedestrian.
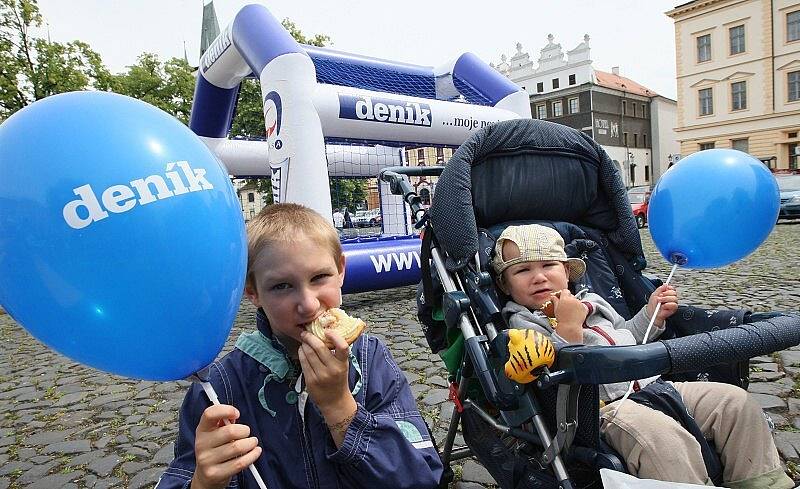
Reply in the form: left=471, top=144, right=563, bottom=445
left=158, top=203, right=443, bottom=489
left=343, top=207, right=352, bottom=229
left=332, top=207, right=344, bottom=234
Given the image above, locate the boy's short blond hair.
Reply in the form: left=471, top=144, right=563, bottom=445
left=246, top=203, right=343, bottom=290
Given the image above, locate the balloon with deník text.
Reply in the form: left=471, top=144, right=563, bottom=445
left=647, top=148, right=779, bottom=269
left=0, top=91, right=246, bottom=380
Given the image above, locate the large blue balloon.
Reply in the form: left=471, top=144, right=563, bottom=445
left=0, top=92, right=246, bottom=381
left=648, top=149, right=779, bottom=268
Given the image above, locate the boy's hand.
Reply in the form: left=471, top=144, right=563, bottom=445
left=552, top=289, right=587, bottom=343
left=299, top=330, right=358, bottom=446
left=192, top=404, right=261, bottom=489
left=647, top=284, right=679, bottom=327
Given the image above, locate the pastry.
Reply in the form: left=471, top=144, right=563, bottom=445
left=307, top=308, right=366, bottom=349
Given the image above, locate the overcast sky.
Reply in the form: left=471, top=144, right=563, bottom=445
left=35, top=0, right=680, bottom=99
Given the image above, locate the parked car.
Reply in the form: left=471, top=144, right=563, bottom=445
left=352, top=208, right=382, bottom=227
left=776, top=174, right=800, bottom=220
left=627, top=187, right=651, bottom=228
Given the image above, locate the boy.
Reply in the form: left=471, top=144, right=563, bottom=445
left=492, top=224, right=792, bottom=488
left=158, top=203, right=443, bottom=489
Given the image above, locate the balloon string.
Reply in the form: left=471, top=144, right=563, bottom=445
left=199, top=381, right=270, bottom=489
left=609, top=262, right=679, bottom=419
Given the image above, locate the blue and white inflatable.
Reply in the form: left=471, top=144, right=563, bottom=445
left=190, top=4, right=531, bottom=293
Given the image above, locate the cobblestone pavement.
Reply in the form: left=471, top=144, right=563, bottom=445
left=2, top=223, right=800, bottom=488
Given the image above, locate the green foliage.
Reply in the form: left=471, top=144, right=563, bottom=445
left=229, top=78, right=265, bottom=139
left=111, top=54, right=195, bottom=123
left=0, top=0, right=112, bottom=118
left=280, top=19, right=330, bottom=47
left=330, top=179, right=367, bottom=211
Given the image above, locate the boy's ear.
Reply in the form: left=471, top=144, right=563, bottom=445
left=337, top=253, right=346, bottom=286
left=244, top=283, right=261, bottom=308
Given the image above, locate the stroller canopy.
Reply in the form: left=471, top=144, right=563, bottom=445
left=430, top=119, right=644, bottom=267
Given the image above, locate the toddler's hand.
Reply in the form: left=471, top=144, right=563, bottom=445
left=647, top=284, right=679, bottom=327
left=192, top=404, right=261, bottom=489
left=552, top=289, right=587, bottom=343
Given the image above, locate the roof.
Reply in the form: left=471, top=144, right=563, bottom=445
left=594, top=70, right=658, bottom=98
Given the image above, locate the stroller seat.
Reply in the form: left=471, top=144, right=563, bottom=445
left=379, top=118, right=800, bottom=489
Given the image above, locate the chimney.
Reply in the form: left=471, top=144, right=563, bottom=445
left=612, top=66, right=620, bottom=76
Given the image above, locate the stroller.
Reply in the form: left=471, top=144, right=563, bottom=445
left=380, top=119, right=800, bottom=488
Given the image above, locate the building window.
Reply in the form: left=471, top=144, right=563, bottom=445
left=569, top=74, right=576, bottom=85
left=629, top=165, right=635, bottom=186
left=731, top=81, right=747, bottom=110
left=789, top=71, right=800, bottom=102
left=436, top=147, right=444, bottom=163
left=632, top=104, right=637, bottom=117
left=729, top=25, right=745, bottom=55
left=732, top=138, right=749, bottom=153
left=417, top=148, right=425, bottom=163
left=552, top=100, right=563, bottom=117
left=790, top=143, right=799, bottom=170
left=247, top=192, right=255, bottom=203
left=537, top=82, right=544, bottom=93
left=552, top=78, right=560, bottom=89
left=623, top=132, right=629, bottom=146
left=699, top=88, right=714, bottom=115
left=697, top=34, right=711, bottom=62
left=699, top=142, right=715, bottom=150
left=788, top=10, right=800, bottom=42
left=536, top=104, right=547, bottom=119
left=634, top=134, right=639, bottom=148
left=641, top=104, right=647, bottom=118
left=643, top=134, right=647, bottom=147
left=622, top=100, right=627, bottom=115
left=568, top=97, right=579, bottom=114
left=645, top=164, right=650, bottom=182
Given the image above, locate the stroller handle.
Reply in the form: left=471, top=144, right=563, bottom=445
left=380, top=167, right=444, bottom=227
left=547, top=315, right=800, bottom=387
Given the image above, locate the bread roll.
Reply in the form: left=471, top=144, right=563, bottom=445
left=306, top=308, right=365, bottom=348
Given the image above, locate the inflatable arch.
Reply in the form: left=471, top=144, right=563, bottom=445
left=189, top=4, right=531, bottom=293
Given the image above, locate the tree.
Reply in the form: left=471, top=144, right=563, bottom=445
left=0, top=0, right=112, bottom=118
left=330, top=179, right=367, bottom=212
left=112, top=54, right=195, bottom=124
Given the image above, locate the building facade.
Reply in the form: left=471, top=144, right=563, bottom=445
left=666, top=0, right=800, bottom=169
left=233, top=179, right=269, bottom=222
left=494, top=36, right=680, bottom=188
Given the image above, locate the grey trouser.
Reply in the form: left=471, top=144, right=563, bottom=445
left=601, top=381, right=793, bottom=488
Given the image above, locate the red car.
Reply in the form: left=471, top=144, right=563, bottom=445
left=627, top=187, right=651, bottom=228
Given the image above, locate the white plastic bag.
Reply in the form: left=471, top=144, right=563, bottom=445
left=600, top=469, right=724, bottom=488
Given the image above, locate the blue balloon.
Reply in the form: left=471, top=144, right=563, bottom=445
left=648, top=149, right=779, bottom=268
left=0, top=91, right=246, bottom=381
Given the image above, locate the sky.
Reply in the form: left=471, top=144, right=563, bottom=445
left=34, top=0, right=680, bottom=99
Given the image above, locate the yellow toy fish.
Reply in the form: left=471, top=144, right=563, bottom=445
left=504, top=329, right=556, bottom=384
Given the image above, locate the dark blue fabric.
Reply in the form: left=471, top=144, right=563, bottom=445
left=158, top=310, right=443, bottom=489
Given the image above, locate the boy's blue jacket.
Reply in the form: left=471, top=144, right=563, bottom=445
left=157, top=309, right=444, bottom=489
